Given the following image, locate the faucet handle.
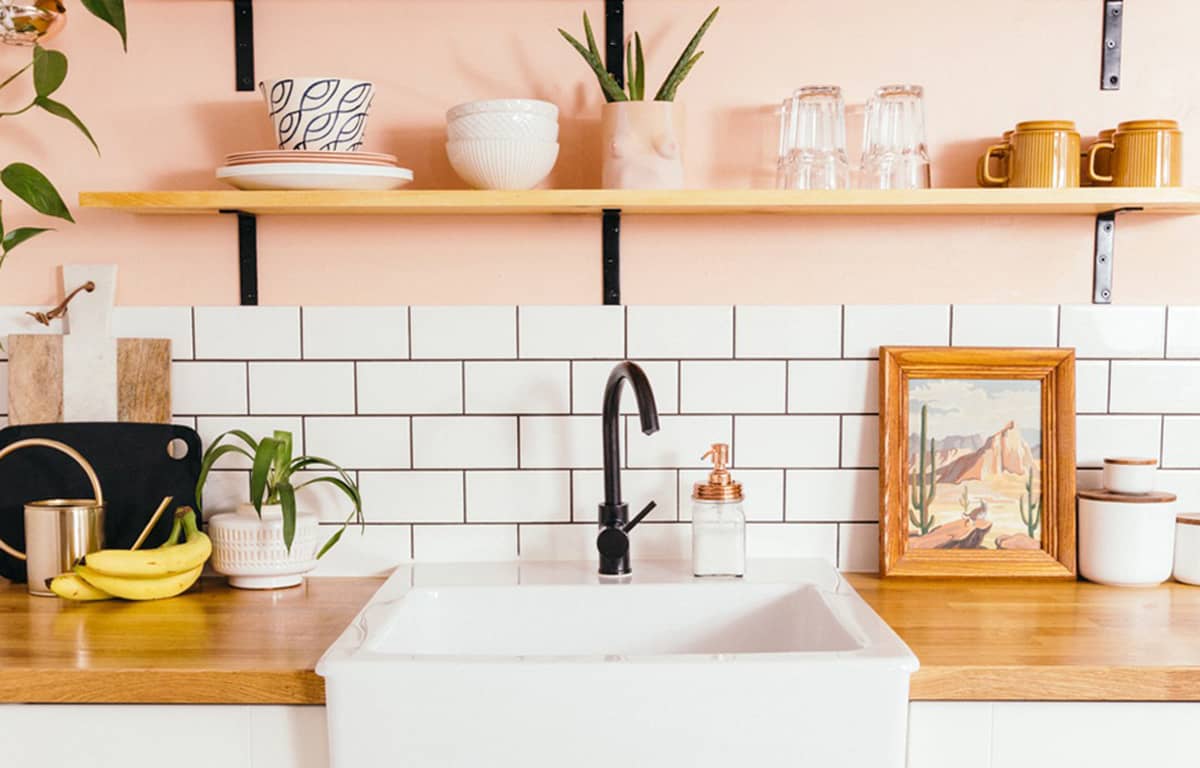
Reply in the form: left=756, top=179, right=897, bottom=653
left=623, top=500, right=657, bottom=532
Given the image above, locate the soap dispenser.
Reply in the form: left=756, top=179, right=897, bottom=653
left=691, top=443, right=746, bottom=577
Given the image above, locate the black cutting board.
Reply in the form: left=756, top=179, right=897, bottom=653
left=0, top=422, right=202, bottom=583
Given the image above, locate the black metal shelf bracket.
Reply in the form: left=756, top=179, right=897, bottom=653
left=234, top=0, right=255, bottom=92
left=602, top=0, right=625, bottom=305
left=219, top=210, right=259, bottom=305
left=1092, top=207, right=1141, bottom=304
left=1101, top=0, right=1123, bottom=90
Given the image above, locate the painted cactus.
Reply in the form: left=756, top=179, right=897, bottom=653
left=1019, top=466, right=1041, bottom=538
left=959, top=485, right=970, bottom=516
left=909, top=404, right=938, bottom=535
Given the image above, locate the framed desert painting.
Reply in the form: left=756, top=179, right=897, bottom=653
left=879, top=347, right=1076, bottom=578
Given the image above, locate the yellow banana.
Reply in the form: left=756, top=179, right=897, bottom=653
left=49, top=572, right=113, bottom=601
left=81, top=508, right=211, bottom=578
left=74, top=563, right=203, bottom=601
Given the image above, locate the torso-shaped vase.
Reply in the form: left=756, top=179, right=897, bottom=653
left=601, top=101, right=685, bottom=189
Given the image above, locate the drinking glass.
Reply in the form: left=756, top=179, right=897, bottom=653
left=860, top=84, right=931, bottom=189
left=779, top=86, right=851, bottom=190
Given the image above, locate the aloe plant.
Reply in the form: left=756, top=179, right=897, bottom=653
left=558, top=7, right=718, bottom=102
left=0, top=2, right=126, bottom=265
left=909, top=404, right=938, bottom=536
left=1019, top=466, right=1041, bottom=538
left=196, top=430, right=364, bottom=557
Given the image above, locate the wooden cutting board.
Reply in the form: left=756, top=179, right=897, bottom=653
left=7, top=265, right=172, bottom=425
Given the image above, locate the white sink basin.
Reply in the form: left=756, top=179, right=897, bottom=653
left=318, top=559, right=917, bottom=768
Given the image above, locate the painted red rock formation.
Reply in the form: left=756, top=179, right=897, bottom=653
left=936, top=421, right=1035, bottom=484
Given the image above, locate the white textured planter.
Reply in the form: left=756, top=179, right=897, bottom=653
left=208, top=503, right=319, bottom=590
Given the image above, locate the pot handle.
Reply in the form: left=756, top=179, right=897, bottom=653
left=0, top=438, right=104, bottom=561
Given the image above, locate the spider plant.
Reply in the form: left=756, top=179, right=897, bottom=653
left=196, top=429, right=363, bottom=557
left=558, top=6, right=718, bottom=103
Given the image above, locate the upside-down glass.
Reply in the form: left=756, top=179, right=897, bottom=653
left=776, top=86, right=851, bottom=190
left=860, top=84, right=931, bottom=189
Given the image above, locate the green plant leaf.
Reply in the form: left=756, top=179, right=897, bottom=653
left=558, top=28, right=628, bottom=103
left=654, top=6, right=719, bottom=101
left=36, top=97, right=99, bottom=154
left=32, top=46, right=67, bottom=98
left=315, top=525, right=346, bottom=560
left=582, top=11, right=600, bottom=59
left=250, top=437, right=280, bottom=514
left=295, top=475, right=363, bottom=518
left=0, top=58, right=34, bottom=92
left=79, top=0, right=127, bottom=51
left=194, top=443, right=254, bottom=513
left=625, top=39, right=633, bottom=100
left=634, top=33, right=646, bottom=100
left=278, top=480, right=297, bottom=551
left=273, top=429, right=294, bottom=482
left=0, top=163, right=73, bottom=222
left=2, top=226, right=51, bottom=255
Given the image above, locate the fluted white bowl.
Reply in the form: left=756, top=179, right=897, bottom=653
left=446, top=98, right=558, bottom=122
left=447, top=111, right=558, bottom=142
left=447, top=139, right=559, bottom=190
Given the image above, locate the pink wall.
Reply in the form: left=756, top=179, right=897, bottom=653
left=0, top=0, right=1197, bottom=306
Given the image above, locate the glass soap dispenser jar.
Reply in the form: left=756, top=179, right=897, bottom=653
left=692, top=443, right=746, bottom=577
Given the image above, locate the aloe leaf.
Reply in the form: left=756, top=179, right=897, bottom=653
left=79, top=0, right=127, bottom=51
left=250, top=437, right=280, bottom=514
left=654, top=6, right=718, bottom=101
left=657, top=50, right=705, bottom=102
left=1, top=163, right=73, bottom=222
left=35, top=97, right=99, bottom=154
left=558, top=28, right=628, bottom=102
left=626, top=39, right=633, bottom=99
left=582, top=11, right=600, bottom=59
left=635, top=33, right=646, bottom=100
left=32, top=46, right=67, bottom=98
left=2, top=227, right=51, bottom=255
left=194, top=443, right=254, bottom=513
left=278, top=481, right=297, bottom=551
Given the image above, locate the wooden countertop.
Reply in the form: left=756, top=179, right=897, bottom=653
left=3, top=573, right=1199, bottom=703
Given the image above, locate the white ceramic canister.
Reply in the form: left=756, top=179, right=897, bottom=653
left=1173, top=514, right=1200, bottom=586
left=1078, top=489, right=1177, bottom=587
left=1102, top=456, right=1158, bottom=495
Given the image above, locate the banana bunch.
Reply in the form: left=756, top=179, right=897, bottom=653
left=50, top=508, right=212, bottom=601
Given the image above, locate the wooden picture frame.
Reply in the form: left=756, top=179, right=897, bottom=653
left=879, top=347, right=1076, bottom=578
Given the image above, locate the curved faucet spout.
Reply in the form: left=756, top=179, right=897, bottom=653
left=602, top=361, right=660, bottom=509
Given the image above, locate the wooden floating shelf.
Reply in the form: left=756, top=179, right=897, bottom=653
left=79, top=187, right=1200, bottom=217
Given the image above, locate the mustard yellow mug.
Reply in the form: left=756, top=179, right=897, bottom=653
left=1087, top=119, right=1182, bottom=187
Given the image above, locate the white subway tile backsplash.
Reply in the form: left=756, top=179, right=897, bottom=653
left=1110, top=361, right=1200, bottom=413
left=1167, top=306, right=1200, bottom=358
left=292, top=469, right=360, bottom=523
left=410, top=306, right=516, bottom=359
left=788, top=360, right=877, bottom=414
left=951, top=304, right=1058, bottom=347
left=520, top=415, right=616, bottom=468
left=841, top=415, right=879, bottom=468
left=112, top=306, right=195, bottom=359
left=679, top=469, right=784, bottom=521
left=464, top=361, right=570, bottom=414
left=466, top=471, right=570, bottom=522
left=357, top=471, right=464, bottom=523
left=197, top=469, right=249, bottom=521
left=518, top=306, right=624, bottom=358
left=1060, top=305, right=1166, bottom=358
left=627, top=415, right=731, bottom=469
left=518, top=524, right=595, bottom=561
left=249, top=362, right=355, bottom=414
left=573, top=469, right=677, bottom=521
left=304, top=416, right=410, bottom=469
left=572, top=360, right=678, bottom=414
left=734, top=416, right=839, bottom=468
left=786, top=469, right=878, bottom=522
left=628, top=523, right=690, bottom=560
left=310, top=524, right=411, bottom=576
left=357, top=361, right=462, bottom=414
left=843, top=305, right=949, bottom=358
left=194, top=306, right=300, bottom=359
left=0, top=306, right=61, bottom=361
left=412, top=416, right=517, bottom=468
left=1156, top=469, right=1200, bottom=509
left=734, top=305, right=841, bottom=358
left=627, top=306, right=733, bottom=358
left=1076, top=415, right=1162, bottom=467
left=838, top=523, right=879, bottom=572
left=1076, top=360, right=1110, bottom=414
left=680, top=360, right=785, bottom=413
left=1162, top=417, right=1200, bottom=468
left=173, top=362, right=247, bottom=415
left=746, top=523, right=837, bottom=561
left=413, top=524, right=517, bottom=561
left=302, top=306, right=408, bottom=359
left=195, top=416, right=305, bottom=469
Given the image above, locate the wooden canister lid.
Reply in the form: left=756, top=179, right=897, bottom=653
left=1103, top=457, right=1157, bottom=466
left=1177, top=515, right=1200, bottom=526
left=1078, top=489, right=1177, bottom=503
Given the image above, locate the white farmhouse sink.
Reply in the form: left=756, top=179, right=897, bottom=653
left=318, top=559, right=917, bottom=768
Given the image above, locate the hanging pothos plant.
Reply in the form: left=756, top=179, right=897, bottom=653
left=0, top=0, right=126, bottom=266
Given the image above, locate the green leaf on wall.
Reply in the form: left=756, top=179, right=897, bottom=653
left=2, top=226, right=52, bottom=255
left=0, top=163, right=73, bottom=222
left=32, top=46, right=67, bottom=97
left=79, top=0, right=127, bottom=51
left=35, top=97, right=99, bottom=154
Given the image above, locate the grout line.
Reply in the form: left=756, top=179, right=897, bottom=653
left=731, top=306, right=738, bottom=358
left=461, top=471, right=467, bottom=524
left=189, top=306, right=198, bottom=360
left=840, top=305, right=846, bottom=359
left=352, top=361, right=360, bottom=415
left=406, top=306, right=413, bottom=360
left=1163, top=305, right=1171, bottom=357
left=514, top=306, right=521, bottom=359
left=1055, top=303, right=1062, bottom=347
left=1106, top=361, right=1113, bottom=413
left=298, top=306, right=306, bottom=360
left=407, top=416, right=415, bottom=469
left=623, top=305, right=629, bottom=359
left=1160, top=414, right=1167, bottom=465
left=460, top=361, right=467, bottom=415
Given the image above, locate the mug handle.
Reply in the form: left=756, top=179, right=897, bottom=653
left=980, top=144, right=1010, bottom=187
left=0, top=438, right=105, bottom=562
left=1087, top=140, right=1115, bottom=184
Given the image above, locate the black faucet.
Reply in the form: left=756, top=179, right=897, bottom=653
left=596, top=361, right=660, bottom=576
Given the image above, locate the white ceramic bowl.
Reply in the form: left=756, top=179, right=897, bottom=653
left=1102, top=457, right=1158, bottom=495
left=446, top=139, right=559, bottom=190
left=1078, top=490, right=1177, bottom=587
left=1174, top=515, right=1200, bottom=585
left=446, top=98, right=558, bottom=122
left=208, top=503, right=319, bottom=589
left=447, top=111, right=558, bottom=142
